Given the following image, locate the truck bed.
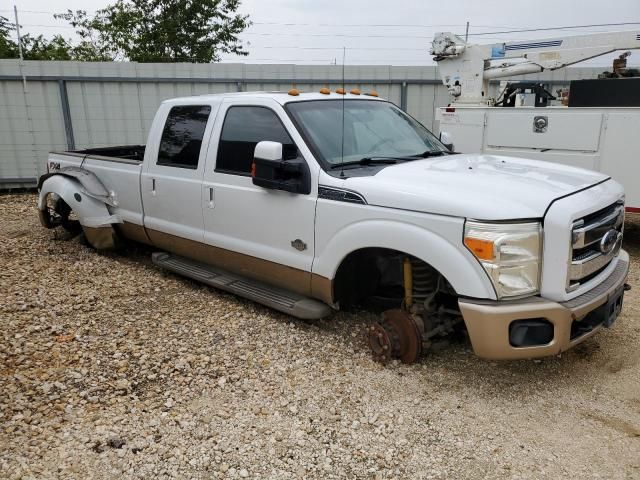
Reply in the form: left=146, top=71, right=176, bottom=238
left=48, top=146, right=146, bottom=227
left=60, top=145, right=146, bottom=163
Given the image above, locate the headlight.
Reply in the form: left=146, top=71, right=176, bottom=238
left=464, top=221, right=542, bottom=299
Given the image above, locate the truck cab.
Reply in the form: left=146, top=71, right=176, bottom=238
left=37, top=90, right=630, bottom=363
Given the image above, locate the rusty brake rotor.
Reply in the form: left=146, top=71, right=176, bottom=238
left=368, top=309, right=422, bottom=364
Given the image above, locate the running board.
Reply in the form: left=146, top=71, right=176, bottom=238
left=151, top=252, right=332, bottom=320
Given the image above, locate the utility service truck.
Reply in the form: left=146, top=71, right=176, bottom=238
left=431, top=30, right=640, bottom=212
left=37, top=90, right=629, bottom=363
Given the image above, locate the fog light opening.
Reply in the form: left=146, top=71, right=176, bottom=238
left=509, top=318, right=554, bottom=347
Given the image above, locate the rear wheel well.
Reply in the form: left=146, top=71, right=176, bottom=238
left=40, top=191, right=119, bottom=250
left=41, top=193, right=82, bottom=234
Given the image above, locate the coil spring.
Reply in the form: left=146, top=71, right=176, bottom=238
left=411, top=258, right=438, bottom=307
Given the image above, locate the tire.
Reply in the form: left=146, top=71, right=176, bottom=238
left=53, top=199, right=82, bottom=235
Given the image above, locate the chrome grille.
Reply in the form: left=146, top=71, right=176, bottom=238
left=567, top=202, right=624, bottom=292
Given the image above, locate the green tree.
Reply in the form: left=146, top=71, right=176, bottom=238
left=53, top=10, right=117, bottom=61
left=1, top=15, right=76, bottom=60
left=22, top=35, right=74, bottom=61
left=0, top=15, right=19, bottom=58
left=56, top=0, right=251, bottom=63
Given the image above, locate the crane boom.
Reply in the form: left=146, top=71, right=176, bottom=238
left=431, top=30, right=640, bottom=104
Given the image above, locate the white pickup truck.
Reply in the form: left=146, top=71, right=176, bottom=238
left=37, top=90, right=630, bottom=363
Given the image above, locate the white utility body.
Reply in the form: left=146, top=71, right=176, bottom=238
left=431, top=30, right=640, bottom=212
left=37, top=91, right=629, bottom=362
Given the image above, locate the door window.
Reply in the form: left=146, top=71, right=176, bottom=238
left=157, top=105, right=212, bottom=169
left=217, top=106, right=297, bottom=175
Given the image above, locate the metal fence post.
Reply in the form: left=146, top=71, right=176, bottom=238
left=58, top=79, right=75, bottom=151
left=400, top=81, right=408, bottom=112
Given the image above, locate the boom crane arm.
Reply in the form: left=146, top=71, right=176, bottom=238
left=431, top=30, right=640, bottom=105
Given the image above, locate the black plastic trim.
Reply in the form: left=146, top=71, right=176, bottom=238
left=318, top=185, right=367, bottom=205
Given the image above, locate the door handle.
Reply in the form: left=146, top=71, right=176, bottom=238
left=207, top=186, right=214, bottom=209
left=151, top=178, right=156, bottom=197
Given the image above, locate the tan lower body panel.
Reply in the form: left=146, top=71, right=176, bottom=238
left=82, top=226, right=117, bottom=250
left=311, top=273, right=334, bottom=306
left=459, top=251, right=629, bottom=360
left=141, top=228, right=333, bottom=303
left=116, top=221, right=151, bottom=245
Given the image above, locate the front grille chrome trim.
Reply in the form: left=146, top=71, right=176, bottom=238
left=572, top=204, right=624, bottom=249
left=568, top=240, right=622, bottom=281
left=567, top=201, right=624, bottom=292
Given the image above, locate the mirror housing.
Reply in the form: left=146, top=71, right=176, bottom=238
left=254, top=141, right=283, bottom=162
left=440, top=131, right=455, bottom=152
left=252, top=141, right=311, bottom=194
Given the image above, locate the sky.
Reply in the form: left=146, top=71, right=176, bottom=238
left=3, top=0, right=640, bottom=67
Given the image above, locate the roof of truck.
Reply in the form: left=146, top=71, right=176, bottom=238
left=163, top=90, right=386, bottom=106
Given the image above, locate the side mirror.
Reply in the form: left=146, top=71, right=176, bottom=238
left=254, top=141, right=283, bottom=163
left=252, top=141, right=310, bottom=194
left=440, top=131, right=455, bottom=152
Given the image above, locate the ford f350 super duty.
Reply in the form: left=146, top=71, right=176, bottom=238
left=37, top=90, right=630, bottom=363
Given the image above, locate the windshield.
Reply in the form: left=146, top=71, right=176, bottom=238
left=286, top=100, right=448, bottom=167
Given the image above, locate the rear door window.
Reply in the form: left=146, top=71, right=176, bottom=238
left=157, top=105, right=212, bottom=169
left=216, top=106, right=297, bottom=175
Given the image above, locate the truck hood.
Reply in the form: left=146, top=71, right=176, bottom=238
left=341, top=154, right=609, bottom=220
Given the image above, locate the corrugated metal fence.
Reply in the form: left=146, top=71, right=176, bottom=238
left=0, top=59, right=602, bottom=187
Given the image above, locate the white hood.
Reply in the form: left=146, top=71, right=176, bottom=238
left=340, top=154, right=609, bottom=220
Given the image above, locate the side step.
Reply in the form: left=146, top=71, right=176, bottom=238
left=151, top=252, right=332, bottom=320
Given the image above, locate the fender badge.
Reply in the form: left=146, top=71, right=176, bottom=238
left=291, top=239, right=307, bottom=251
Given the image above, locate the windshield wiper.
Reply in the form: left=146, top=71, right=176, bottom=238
left=330, top=151, right=450, bottom=169
left=415, top=150, right=448, bottom=158
left=330, top=157, right=399, bottom=169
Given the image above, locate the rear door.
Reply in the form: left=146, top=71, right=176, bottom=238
left=141, top=101, right=218, bottom=246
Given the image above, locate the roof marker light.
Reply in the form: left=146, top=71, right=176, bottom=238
left=365, top=90, right=378, bottom=97
left=350, top=88, right=361, bottom=95
left=319, top=87, right=331, bottom=95
left=335, top=88, right=346, bottom=95
left=288, top=88, right=300, bottom=96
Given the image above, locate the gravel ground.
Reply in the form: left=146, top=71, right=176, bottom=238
left=1, top=193, right=639, bottom=480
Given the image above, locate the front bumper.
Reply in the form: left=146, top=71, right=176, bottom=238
left=459, top=250, right=629, bottom=360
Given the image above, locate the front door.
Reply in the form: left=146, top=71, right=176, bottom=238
left=141, top=102, right=217, bottom=248
left=201, top=98, right=319, bottom=295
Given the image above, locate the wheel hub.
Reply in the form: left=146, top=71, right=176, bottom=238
left=368, top=309, right=423, bottom=364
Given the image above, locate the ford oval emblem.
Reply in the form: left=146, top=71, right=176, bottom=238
left=599, top=229, right=620, bottom=255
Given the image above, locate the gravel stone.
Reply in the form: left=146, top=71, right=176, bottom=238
left=107, top=436, right=126, bottom=449
left=1, top=193, right=639, bottom=479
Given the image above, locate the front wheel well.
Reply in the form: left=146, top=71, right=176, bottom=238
left=334, top=248, right=465, bottom=364
left=332, top=247, right=457, bottom=312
